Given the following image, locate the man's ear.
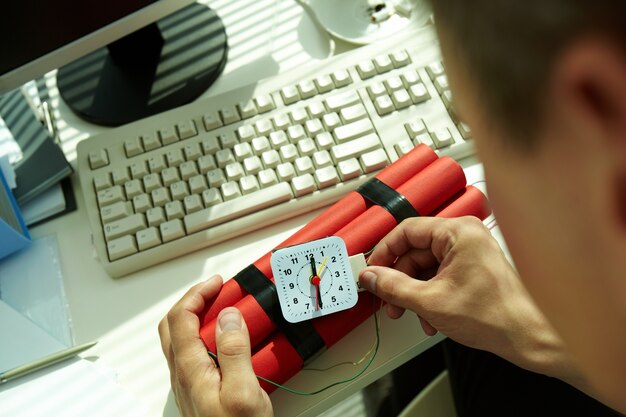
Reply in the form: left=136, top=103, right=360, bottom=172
left=550, top=36, right=626, bottom=229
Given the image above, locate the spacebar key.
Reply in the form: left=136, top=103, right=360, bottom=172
left=184, top=183, right=294, bottom=234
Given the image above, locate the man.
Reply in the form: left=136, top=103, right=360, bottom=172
left=158, top=1, right=626, bottom=415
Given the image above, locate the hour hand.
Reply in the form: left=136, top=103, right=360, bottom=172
left=310, top=256, right=317, bottom=278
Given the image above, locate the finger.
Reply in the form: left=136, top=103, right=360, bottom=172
left=158, top=317, right=177, bottom=388
left=386, top=303, right=405, bottom=319
left=168, top=276, right=223, bottom=381
left=369, top=218, right=445, bottom=266
left=419, top=317, right=438, bottom=336
left=392, top=248, right=438, bottom=278
left=215, top=308, right=262, bottom=400
left=359, top=266, right=431, bottom=316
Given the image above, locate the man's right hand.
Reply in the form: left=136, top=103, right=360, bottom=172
left=359, top=216, right=570, bottom=377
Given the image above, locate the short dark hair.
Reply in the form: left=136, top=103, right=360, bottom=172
left=428, top=1, right=626, bottom=148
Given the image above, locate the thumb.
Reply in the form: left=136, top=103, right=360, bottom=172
left=359, top=266, right=430, bottom=316
left=215, top=307, right=258, bottom=391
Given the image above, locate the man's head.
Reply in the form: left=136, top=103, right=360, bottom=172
left=428, top=0, right=626, bottom=408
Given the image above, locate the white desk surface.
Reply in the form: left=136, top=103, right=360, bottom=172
left=27, top=1, right=494, bottom=416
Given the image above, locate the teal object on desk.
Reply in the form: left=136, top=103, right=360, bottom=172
left=0, top=168, right=31, bottom=260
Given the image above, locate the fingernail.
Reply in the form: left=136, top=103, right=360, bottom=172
left=218, top=308, right=242, bottom=332
left=207, top=274, right=220, bottom=283
left=360, top=270, right=378, bottom=291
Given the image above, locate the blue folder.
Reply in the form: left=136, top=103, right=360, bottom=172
left=0, top=168, right=31, bottom=260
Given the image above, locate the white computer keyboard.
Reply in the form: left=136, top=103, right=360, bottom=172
left=77, top=25, right=473, bottom=278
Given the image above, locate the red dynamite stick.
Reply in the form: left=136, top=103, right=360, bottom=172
left=252, top=185, right=491, bottom=393
left=200, top=157, right=467, bottom=352
left=199, top=145, right=438, bottom=326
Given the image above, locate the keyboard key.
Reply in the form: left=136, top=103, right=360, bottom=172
left=146, top=207, right=166, bottom=227
left=273, top=113, right=291, bottom=130
left=124, top=179, right=143, bottom=199
left=147, top=155, right=167, bottom=173
left=108, top=235, right=137, bottom=261
left=297, top=80, right=317, bottom=99
left=325, top=90, right=360, bottom=112
left=176, top=120, right=197, bottom=140
left=183, top=194, right=203, bottom=214
left=276, top=162, right=296, bottom=182
left=295, top=156, right=314, bottom=175
left=314, top=166, right=339, bottom=189
left=161, top=167, right=180, bottom=186
left=281, top=85, right=300, bottom=104
left=255, top=94, right=275, bottom=113
left=255, top=119, right=273, bottom=136
left=340, top=104, right=367, bottom=123
left=216, top=149, right=235, bottom=168
left=166, top=149, right=184, bottom=167
left=291, top=174, right=317, bottom=196
left=137, top=227, right=161, bottom=251
left=434, top=75, right=449, bottom=94
left=124, top=137, right=143, bottom=157
left=243, top=156, right=263, bottom=175
left=442, top=90, right=453, bottom=109
left=160, top=219, right=185, bottom=242
left=202, top=189, right=222, bottom=207
left=237, top=125, right=255, bottom=142
left=258, top=168, right=279, bottom=187
left=331, top=133, right=381, bottom=162
left=197, top=155, right=217, bottom=174
left=360, top=148, right=389, bottom=173
left=457, top=122, right=472, bottom=139
left=367, top=82, right=387, bottom=100
left=130, top=160, right=149, bottom=179
left=414, top=133, right=435, bottom=149
left=405, top=119, right=427, bottom=139
left=141, top=133, right=161, bottom=151
left=307, top=101, right=327, bottom=119
left=331, top=69, right=352, bottom=87
left=314, top=74, right=334, bottom=93
left=315, top=132, right=334, bottom=150
left=97, top=186, right=125, bottom=207
left=297, top=138, right=317, bottom=156
left=185, top=183, right=293, bottom=234
left=374, top=55, right=394, bottom=73
left=290, top=108, right=309, bottom=124
left=409, top=83, right=430, bottom=104
left=240, top=175, right=260, bottom=194
left=395, top=139, right=415, bottom=156
left=234, top=142, right=253, bottom=162
left=238, top=100, right=258, bottom=119
left=392, top=90, right=412, bottom=109
left=159, top=127, right=179, bottom=145
left=188, top=175, right=208, bottom=194
left=261, top=150, right=281, bottom=168
left=178, top=161, right=198, bottom=181
left=152, top=187, right=172, bottom=206
left=225, top=162, right=245, bottom=181
left=208, top=168, right=231, bottom=191
left=251, top=136, right=271, bottom=154
left=286, top=124, right=305, bottom=142
left=356, top=61, right=376, bottom=79
left=312, top=150, right=333, bottom=168
left=183, top=143, right=202, bottom=161
left=390, top=50, right=411, bottom=67
left=337, top=158, right=363, bottom=181
left=100, top=201, right=133, bottom=224
left=218, top=132, right=238, bottom=149
left=279, top=144, right=299, bottom=163
left=221, top=181, right=242, bottom=201
left=203, top=112, right=223, bottom=131
left=89, top=149, right=109, bottom=169
left=112, top=167, right=131, bottom=186
left=220, top=105, right=241, bottom=124
left=133, top=193, right=152, bottom=213
left=165, top=200, right=185, bottom=220
left=374, top=95, right=394, bottom=116
left=93, top=173, right=112, bottom=191
left=322, top=113, right=341, bottom=131
left=385, top=76, right=404, bottom=93
left=334, top=119, right=375, bottom=143
left=103, top=213, right=146, bottom=241
left=201, top=136, right=220, bottom=155
left=401, top=70, right=420, bottom=87
left=430, top=128, right=455, bottom=148
left=426, top=62, right=445, bottom=80
left=170, top=181, right=190, bottom=200
left=304, top=119, right=324, bottom=137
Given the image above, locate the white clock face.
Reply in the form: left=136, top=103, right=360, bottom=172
left=271, top=236, right=359, bottom=323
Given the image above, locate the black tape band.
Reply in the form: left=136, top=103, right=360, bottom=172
left=357, top=178, right=420, bottom=222
left=234, top=265, right=326, bottom=362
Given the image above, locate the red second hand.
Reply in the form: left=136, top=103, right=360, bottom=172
left=311, top=276, right=321, bottom=310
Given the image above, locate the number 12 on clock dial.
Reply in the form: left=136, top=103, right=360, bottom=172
left=270, top=236, right=359, bottom=323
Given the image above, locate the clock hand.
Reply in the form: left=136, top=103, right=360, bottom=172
left=310, top=255, right=317, bottom=279
left=317, top=256, right=329, bottom=279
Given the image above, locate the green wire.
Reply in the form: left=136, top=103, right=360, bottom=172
left=207, top=306, right=381, bottom=396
